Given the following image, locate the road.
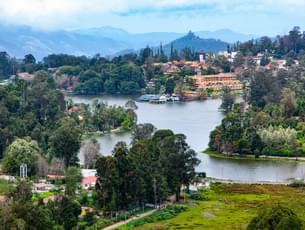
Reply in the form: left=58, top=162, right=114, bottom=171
left=103, top=209, right=157, bottom=230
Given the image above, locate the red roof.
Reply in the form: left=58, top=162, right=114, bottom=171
left=82, top=176, right=97, bottom=184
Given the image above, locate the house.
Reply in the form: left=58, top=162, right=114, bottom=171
left=82, top=176, right=97, bottom=190
left=81, top=169, right=97, bottom=190
left=33, top=180, right=55, bottom=193
left=81, top=169, right=97, bottom=178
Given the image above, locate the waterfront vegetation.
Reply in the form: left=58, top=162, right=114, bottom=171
left=128, top=183, right=305, bottom=229
left=68, top=99, right=137, bottom=133
left=209, top=66, right=305, bottom=157
left=209, top=28, right=305, bottom=157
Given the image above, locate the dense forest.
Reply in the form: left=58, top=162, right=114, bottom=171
left=0, top=71, right=136, bottom=166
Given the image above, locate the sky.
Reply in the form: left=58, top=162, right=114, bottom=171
left=0, top=0, right=304, bottom=36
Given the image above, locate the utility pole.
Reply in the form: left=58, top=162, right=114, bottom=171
left=153, top=178, right=157, bottom=209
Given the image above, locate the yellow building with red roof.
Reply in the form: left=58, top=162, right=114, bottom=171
left=192, top=73, right=244, bottom=91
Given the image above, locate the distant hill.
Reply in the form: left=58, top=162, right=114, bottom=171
left=0, top=25, right=257, bottom=59
left=0, top=25, right=129, bottom=60
left=163, top=31, right=228, bottom=54
left=74, top=26, right=182, bottom=49
left=196, top=29, right=257, bottom=43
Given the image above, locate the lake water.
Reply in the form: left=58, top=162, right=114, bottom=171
left=68, top=95, right=305, bottom=183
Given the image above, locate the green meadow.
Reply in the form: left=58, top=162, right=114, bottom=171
left=124, top=183, right=305, bottom=230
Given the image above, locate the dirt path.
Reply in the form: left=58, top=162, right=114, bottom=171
left=103, top=209, right=156, bottom=230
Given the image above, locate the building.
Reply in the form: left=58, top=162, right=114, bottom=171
left=17, top=72, right=35, bottom=81
left=32, top=180, right=55, bottom=193
left=81, top=169, right=97, bottom=178
left=82, top=176, right=97, bottom=190
left=192, top=73, right=243, bottom=91
left=81, top=169, right=97, bottom=190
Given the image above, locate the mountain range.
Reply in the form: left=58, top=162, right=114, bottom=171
left=0, top=25, right=258, bottom=60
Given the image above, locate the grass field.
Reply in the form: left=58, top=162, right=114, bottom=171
left=0, top=179, right=14, bottom=195
left=131, top=183, right=305, bottom=230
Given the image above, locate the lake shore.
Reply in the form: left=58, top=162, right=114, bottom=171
left=204, top=149, right=305, bottom=163
left=82, top=127, right=128, bottom=139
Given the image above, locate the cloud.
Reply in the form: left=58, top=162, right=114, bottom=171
left=0, top=0, right=303, bottom=30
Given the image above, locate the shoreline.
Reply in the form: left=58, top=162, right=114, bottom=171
left=205, top=177, right=298, bottom=185
left=203, top=150, right=305, bottom=163
left=82, top=127, right=128, bottom=139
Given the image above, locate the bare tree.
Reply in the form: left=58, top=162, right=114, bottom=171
left=37, top=156, right=49, bottom=177
left=83, top=139, right=101, bottom=169
left=48, top=158, right=65, bottom=176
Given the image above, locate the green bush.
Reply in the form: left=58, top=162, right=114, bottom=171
left=190, top=192, right=204, bottom=201
left=247, top=205, right=303, bottom=230
left=121, top=205, right=188, bottom=229
left=85, top=218, right=114, bottom=230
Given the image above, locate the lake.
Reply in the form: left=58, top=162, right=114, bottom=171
left=68, top=95, right=305, bottom=183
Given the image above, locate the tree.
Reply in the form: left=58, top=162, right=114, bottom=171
left=233, top=52, right=244, bottom=68
left=260, top=54, right=270, bottom=66
left=0, top=180, right=54, bottom=230
left=125, top=100, right=138, bottom=111
left=249, top=71, right=281, bottom=108
left=96, top=156, right=119, bottom=212
left=165, top=78, right=175, bottom=94
left=131, top=123, right=156, bottom=144
left=0, top=52, right=13, bottom=78
left=155, top=131, right=200, bottom=201
left=65, top=167, right=82, bottom=198
left=95, top=128, right=199, bottom=212
left=281, top=88, right=297, bottom=118
left=23, top=54, right=36, bottom=73
left=247, top=205, right=303, bottom=230
left=221, top=88, right=235, bottom=113
left=3, top=138, right=41, bottom=176
left=57, top=197, right=82, bottom=230
left=83, top=139, right=101, bottom=169
left=12, top=180, right=33, bottom=203
left=50, top=118, right=83, bottom=167
left=112, top=142, right=133, bottom=210
left=37, top=156, right=49, bottom=177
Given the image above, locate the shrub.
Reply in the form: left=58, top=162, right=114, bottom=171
left=122, top=205, right=188, bottom=229
left=247, top=205, right=303, bottom=230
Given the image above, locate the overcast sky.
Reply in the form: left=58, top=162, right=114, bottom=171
left=0, top=0, right=304, bottom=36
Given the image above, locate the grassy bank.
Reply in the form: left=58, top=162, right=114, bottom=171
left=204, top=149, right=305, bottom=163
left=133, top=183, right=305, bottom=229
